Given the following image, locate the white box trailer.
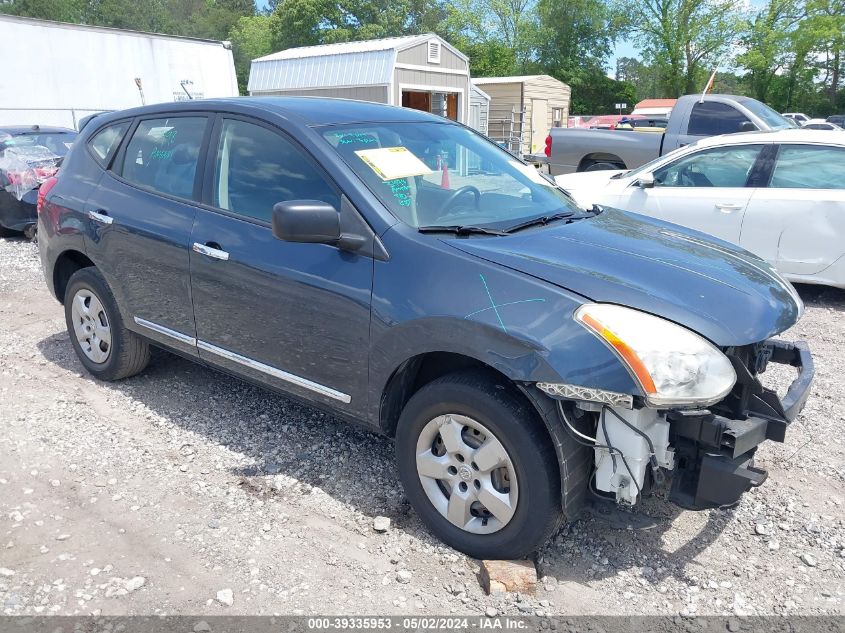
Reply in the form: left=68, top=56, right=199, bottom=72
left=0, top=15, right=239, bottom=129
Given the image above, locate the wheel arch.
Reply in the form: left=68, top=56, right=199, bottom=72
left=378, top=351, right=510, bottom=437
left=53, top=249, right=95, bottom=304
left=578, top=153, right=626, bottom=172
left=380, top=352, right=592, bottom=520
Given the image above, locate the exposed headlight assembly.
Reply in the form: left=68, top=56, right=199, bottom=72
left=574, top=304, right=737, bottom=408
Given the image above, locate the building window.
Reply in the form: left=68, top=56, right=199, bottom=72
left=427, top=40, right=441, bottom=64
left=552, top=108, right=563, bottom=127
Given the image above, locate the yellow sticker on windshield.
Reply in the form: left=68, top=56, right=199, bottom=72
left=354, top=147, right=432, bottom=181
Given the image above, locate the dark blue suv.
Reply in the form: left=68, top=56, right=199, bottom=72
left=38, top=98, right=813, bottom=558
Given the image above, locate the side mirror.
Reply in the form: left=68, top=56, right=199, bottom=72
left=637, top=173, right=655, bottom=189
left=739, top=121, right=758, bottom=132
left=271, top=200, right=365, bottom=251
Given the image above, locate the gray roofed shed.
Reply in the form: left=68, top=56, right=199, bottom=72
left=248, top=34, right=476, bottom=127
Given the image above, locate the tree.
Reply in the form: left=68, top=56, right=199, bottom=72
left=736, top=0, right=803, bottom=104
left=535, top=0, right=615, bottom=77
left=615, top=57, right=662, bottom=99
left=182, top=0, right=256, bottom=40
left=443, top=0, right=538, bottom=72
left=803, top=0, right=845, bottom=105
left=88, top=0, right=175, bottom=33
left=0, top=0, right=88, bottom=22
left=269, top=0, right=449, bottom=51
left=616, top=0, right=745, bottom=97
left=569, top=73, right=636, bottom=114
left=229, top=14, right=273, bottom=93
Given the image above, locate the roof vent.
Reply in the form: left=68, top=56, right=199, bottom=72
left=427, top=40, right=441, bottom=64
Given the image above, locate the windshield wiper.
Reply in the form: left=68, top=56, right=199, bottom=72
left=417, top=225, right=509, bottom=236
left=503, top=210, right=578, bottom=233
left=609, top=171, right=630, bottom=179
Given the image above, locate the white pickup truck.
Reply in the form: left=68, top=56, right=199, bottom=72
left=547, top=94, right=794, bottom=175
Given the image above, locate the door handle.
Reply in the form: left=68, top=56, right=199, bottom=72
left=192, top=242, right=229, bottom=261
left=715, top=202, right=743, bottom=212
left=88, top=210, right=113, bottom=225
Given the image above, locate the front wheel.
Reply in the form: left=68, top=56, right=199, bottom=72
left=396, top=370, right=561, bottom=559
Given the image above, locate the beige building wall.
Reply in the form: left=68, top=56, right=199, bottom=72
left=475, top=75, right=570, bottom=154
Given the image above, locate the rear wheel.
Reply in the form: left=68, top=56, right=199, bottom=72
left=396, top=370, right=561, bottom=559
left=64, top=267, right=150, bottom=381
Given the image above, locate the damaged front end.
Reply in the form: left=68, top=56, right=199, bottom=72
left=667, top=339, right=813, bottom=509
left=537, top=304, right=814, bottom=512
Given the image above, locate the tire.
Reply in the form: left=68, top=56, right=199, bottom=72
left=584, top=161, right=622, bottom=172
left=64, top=267, right=150, bottom=381
left=396, top=370, right=561, bottom=559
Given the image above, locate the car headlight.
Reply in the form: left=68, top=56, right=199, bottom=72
left=574, top=304, right=736, bottom=408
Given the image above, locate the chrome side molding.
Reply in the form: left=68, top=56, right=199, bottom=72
left=133, top=317, right=196, bottom=345
left=132, top=317, right=351, bottom=404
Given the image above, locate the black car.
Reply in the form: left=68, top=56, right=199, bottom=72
left=38, top=98, right=812, bottom=558
left=0, top=125, right=77, bottom=237
left=827, top=114, right=845, bottom=127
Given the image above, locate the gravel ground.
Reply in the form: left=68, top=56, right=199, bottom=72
left=1, top=235, right=843, bottom=617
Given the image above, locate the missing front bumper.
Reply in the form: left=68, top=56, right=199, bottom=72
left=667, top=338, right=813, bottom=510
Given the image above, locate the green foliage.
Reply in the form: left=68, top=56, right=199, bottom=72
left=567, top=71, right=636, bottom=114
left=614, top=0, right=745, bottom=98
left=3, top=0, right=844, bottom=115
left=1, top=0, right=254, bottom=40
left=736, top=0, right=845, bottom=112
left=229, top=14, right=272, bottom=93
left=1, top=0, right=89, bottom=22
left=267, top=0, right=448, bottom=51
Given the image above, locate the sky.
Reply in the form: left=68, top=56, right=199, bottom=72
left=608, top=40, right=640, bottom=78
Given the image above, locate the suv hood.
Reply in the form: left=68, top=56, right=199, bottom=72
left=448, top=208, right=801, bottom=346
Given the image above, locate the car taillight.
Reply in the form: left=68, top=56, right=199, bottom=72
left=544, top=134, right=552, bottom=158
left=37, top=176, right=58, bottom=214
left=5, top=170, right=23, bottom=185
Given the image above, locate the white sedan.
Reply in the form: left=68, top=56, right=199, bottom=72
left=801, top=118, right=844, bottom=131
left=556, top=129, right=845, bottom=288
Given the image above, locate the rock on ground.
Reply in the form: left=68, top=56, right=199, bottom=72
left=480, top=560, right=538, bottom=595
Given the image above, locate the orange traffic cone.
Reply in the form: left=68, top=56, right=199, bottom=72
left=441, top=160, right=450, bottom=189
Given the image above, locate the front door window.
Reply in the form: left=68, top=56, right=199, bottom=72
left=652, top=145, right=764, bottom=188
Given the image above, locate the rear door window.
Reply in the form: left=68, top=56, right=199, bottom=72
left=120, top=116, right=207, bottom=200
left=769, top=145, right=845, bottom=189
left=211, top=118, right=339, bottom=222
left=88, top=122, right=130, bottom=167
left=688, top=102, right=751, bottom=136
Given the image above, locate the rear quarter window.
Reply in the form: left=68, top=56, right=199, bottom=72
left=88, top=122, right=130, bottom=167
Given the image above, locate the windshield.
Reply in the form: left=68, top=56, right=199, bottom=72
left=740, top=98, right=793, bottom=130
left=321, top=122, right=581, bottom=230
left=0, top=132, right=77, bottom=157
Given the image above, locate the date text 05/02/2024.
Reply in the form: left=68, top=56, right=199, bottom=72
left=306, top=617, right=528, bottom=630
